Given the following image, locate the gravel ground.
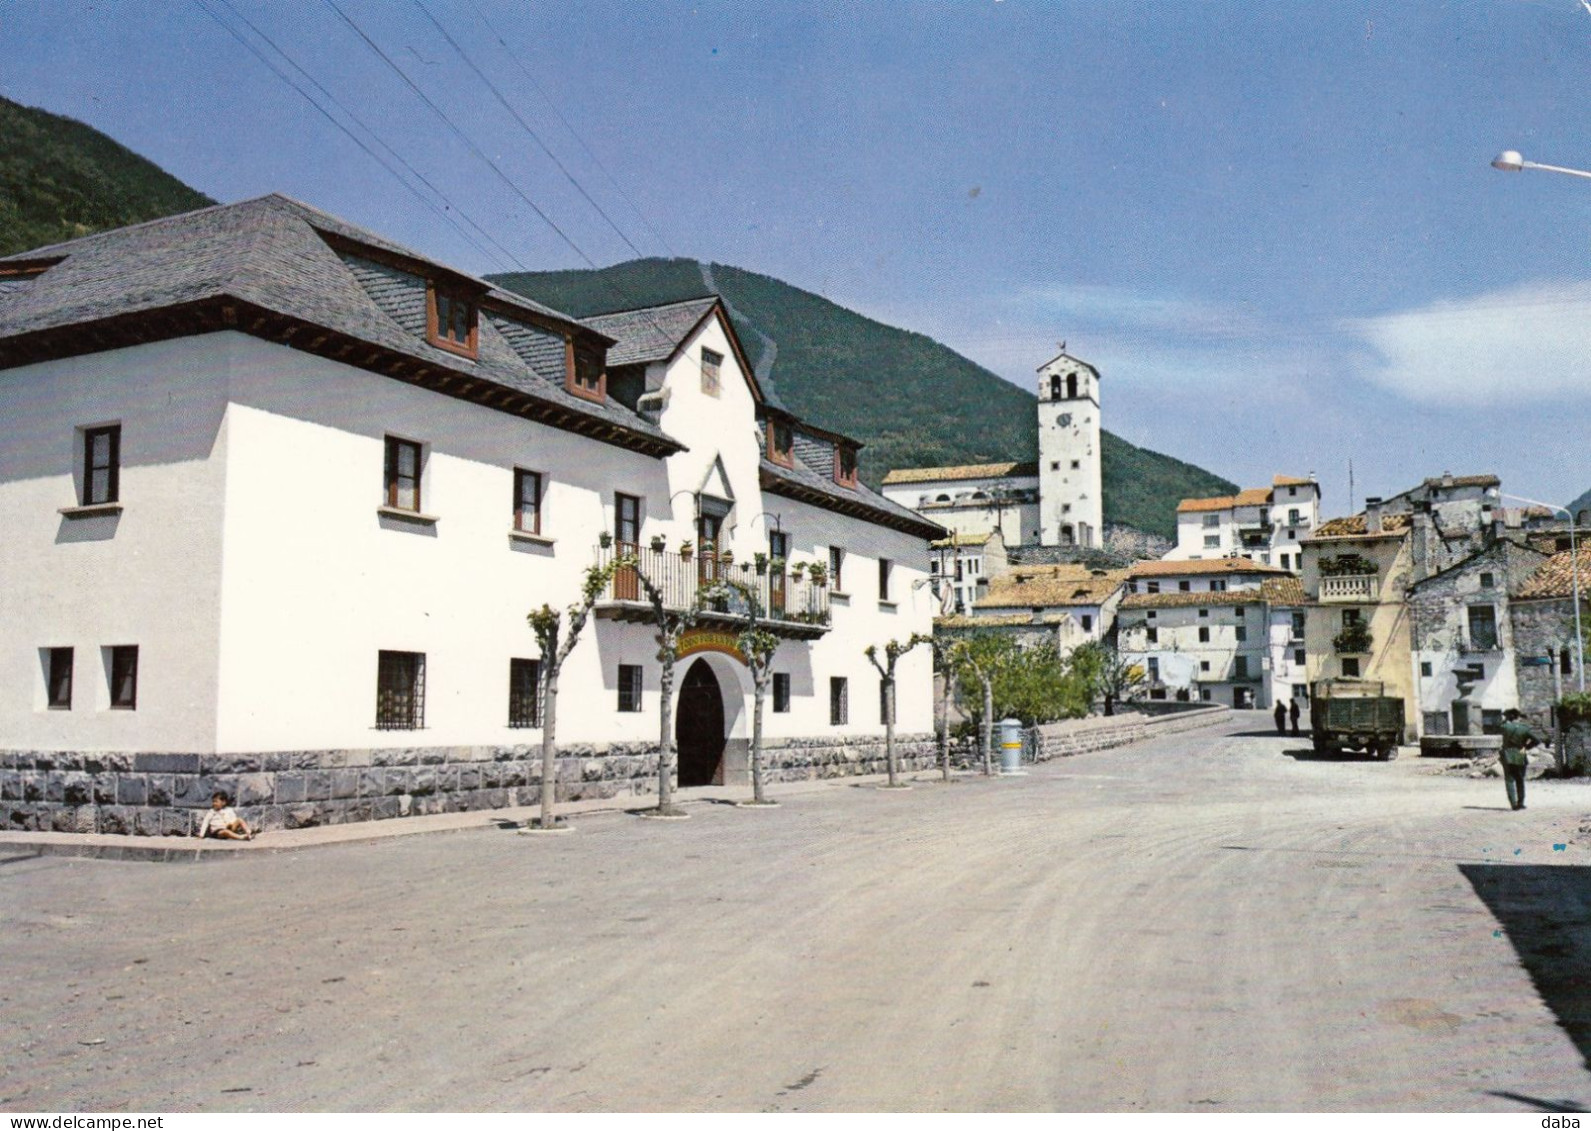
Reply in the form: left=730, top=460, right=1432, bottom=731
left=3, top=719, right=1590, bottom=1113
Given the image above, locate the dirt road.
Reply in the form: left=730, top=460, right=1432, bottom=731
left=4, top=720, right=1590, bottom=1112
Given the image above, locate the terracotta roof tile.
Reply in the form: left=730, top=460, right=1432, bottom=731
left=931, top=532, right=993, bottom=548
left=1310, top=513, right=1413, bottom=539
left=977, top=567, right=1128, bottom=609
left=1516, top=550, right=1591, bottom=599
left=882, top=460, right=1039, bottom=486
left=1177, top=495, right=1236, bottom=513
left=1273, top=474, right=1315, bottom=487
left=1259, top=576, right=1307, bottom=605
left=1120, top=590, right=1267, bottom=611
left=1130, top=558, right=1287, bottom=577
left=1234, top=487, right=1273, bottom=507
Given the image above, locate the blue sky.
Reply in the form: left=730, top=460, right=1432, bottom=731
left=4, top=1, right=1590, bottom=515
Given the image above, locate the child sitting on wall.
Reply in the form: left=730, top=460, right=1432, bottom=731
left=195, top=791, right=254, bottom=840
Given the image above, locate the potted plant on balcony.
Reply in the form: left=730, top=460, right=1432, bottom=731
left=809, top=562, right=828, bottom=588
left=754, top=551, right=769, bottom=576
left=1332, top=620, right=1374, bottom=654
left=598, top=531, right=613, bottom=550
left=789, top=561, right=806, bottom=583
left=770, top=556, right=787, bottom=576
left=649, top=534, right=667, bottom=554
left=720, top=548, right=735, bottom=567
left=678, top=540, right=694, bottom=561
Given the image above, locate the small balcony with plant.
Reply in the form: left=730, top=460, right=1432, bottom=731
left=1332, top=620, right=1374, bottom=654
left=1317, top=553, right=1381, bottom=603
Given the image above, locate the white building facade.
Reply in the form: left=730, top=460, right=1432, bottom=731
left=1166, top=476, right=1321, bottom=571
left=0, top=196, right=944, bottom=834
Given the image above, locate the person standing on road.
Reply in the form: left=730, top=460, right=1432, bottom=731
left=1289, top=698, right=1301, bottom=736
left=1273, top=701, right=1287, bottom=735
left=1500, top=708, right=1540, bottom=811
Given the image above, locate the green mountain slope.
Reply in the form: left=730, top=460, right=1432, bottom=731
left=0, top=96, right=214, bottom=257
left=492, top=257, right=1237, bottom=538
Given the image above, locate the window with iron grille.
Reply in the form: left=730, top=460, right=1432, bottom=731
left=109, top=645, right=138, bottom=710
left=514, top=470, right=543, bottom=534
left=376, top=650, right=425, bottom=730
left=829, top=677, right=848, bottom=725
left=508, top=658, right=541, bottom=727
left=82, top=425, right=121, bottom=506
left=618, top=664, right=643, bottom=712
left=384, top=437, right=422, bottom=512
left=773, top=672, right=791, bottom=713
left=46, top=647, right=73, bottom=709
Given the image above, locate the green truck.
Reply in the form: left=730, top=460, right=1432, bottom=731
left=1310, top=679, right=1405, bottom=760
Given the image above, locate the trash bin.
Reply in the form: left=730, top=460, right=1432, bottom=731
left=999, top=717, right=1026, bottom=776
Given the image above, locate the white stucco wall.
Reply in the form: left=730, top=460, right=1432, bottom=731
left=0, top=338, right=232, bottom=751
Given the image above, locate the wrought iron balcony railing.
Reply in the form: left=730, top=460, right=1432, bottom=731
left=592, top=545, right=832, bottom=638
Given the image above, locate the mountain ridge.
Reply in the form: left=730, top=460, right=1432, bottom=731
left=491, top=257, right=1239, bottom=538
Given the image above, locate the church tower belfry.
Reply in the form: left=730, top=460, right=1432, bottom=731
left=1036, top=349, right=1103, bottom=548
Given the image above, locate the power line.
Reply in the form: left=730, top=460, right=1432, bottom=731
left=191, top=0, right=516, bottom=272
left=457, top=0, right=677, bottom=257
left=413, top=0, right=656, bottom=265
left=211, top=0, right=523, bottom=271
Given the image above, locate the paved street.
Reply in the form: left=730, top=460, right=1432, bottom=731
left=5, top=719, right=1591, bottom=1113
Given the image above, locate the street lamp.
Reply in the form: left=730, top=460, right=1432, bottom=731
left=1491, top=150, right=1591, bottom=181
left=1502, top=493, right=1584, bottom=693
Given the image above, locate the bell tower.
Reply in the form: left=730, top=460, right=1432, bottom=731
left=1036, top=348, right=1103, bottom=548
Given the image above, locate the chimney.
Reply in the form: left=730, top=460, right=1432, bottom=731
left=1365, top=496, right=1383, bottom=535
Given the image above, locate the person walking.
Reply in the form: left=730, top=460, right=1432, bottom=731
left=1273, top=701, right=1287, bottom=735
left=1289, top=697, right=1301, bottom=737
left=1499, top=708, right=1540, bottom=811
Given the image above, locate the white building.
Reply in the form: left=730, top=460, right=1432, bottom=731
left=1166, top=475, right=1321, bottom=571
left=880, top=462, right=1040, bottom=548
left=881, top=348, right=1104, bottom=550
left=0, top=195, right=944, bottom=834
left=968, top=564, right=1127, bottom=653
left=927, top=530, right=1010, bottom=615
left=1116, top=558, right=1291, bottom=709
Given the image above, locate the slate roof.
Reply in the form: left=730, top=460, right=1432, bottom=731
left=0, top=194, right=683, bottom=456
left=1130, top=558, right=1288, bottom=577
left=1120, top=589, right=1267, bottom=611
left=1516, top=550, right=1591, bottom=600
left=583, top=296, right=720, bottom=367
left=760, top=456, right=945, bottom=540
left=977, top=567, right=1127, bottom=609
left=882, top=460, right=1040, bottom=486
left=1310, top=513, right=1413, bottom=539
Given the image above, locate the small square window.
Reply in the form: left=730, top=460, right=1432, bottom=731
left=1179, top=580, right=1191, bottom=591
left=509, top=658, right=541, bottom=727
left=1203, top=514, right=1220, bottom=528
left=1420, top=661, right=1433, bottom=678
left=1204, top=535, right=1221, bottom=548
left=1146, top=627, right=1159, bottom=644
left=1200, top=688, right=1212, bottom=701
left=1071, top=460, right=1080, bottom=470
left=1200, top=660, right=1211, bottom=672
left=427, top=283, right=479, bottom=357
left=829, top=677, right=848, bottom=725
left=767, top=419, right=795, bottom=467
left=701, top=347, right=723, bottom=396
left=83, top=424, right=121, bottom=506
left=1198, top=626, right=1210, bottom=643
left=1199, top=609, right=1209, bottom=618
left=1234, top=606, right=1246, bottom=618
left=46, top=647, right=73, bottom=709
left=773, top=672, right=791, bottom=713
left=1479, top=572, right=1495, bottom=589
left=514, top=469, right=543, bottom=534
left=376, top=650, right=424, bottom=729
left=1146, top=581, right=1160, bottom=594
left=1050, top=461, right=1061, bottom=471
left=1081, top=614, right=1093, bottom=632
left=1210, top=580, right=1227, bottom=592
left=618, top=664, right=643, bottom=712
left=1146, top=610, right=1156, bottom=619
left=1341, top=657, right=1361, bottom=678
left=108, top=645, right=138, bottom=710
left=1235, top=626, right=1247, bottom=642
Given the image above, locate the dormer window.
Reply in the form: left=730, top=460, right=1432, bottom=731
left=835, top=445, right=858, bottom=488
left=426, top=282, right=478, bottom=358
left=567, top=342, right=606, bottom=402
left=767, top=419, right=795, bottom=468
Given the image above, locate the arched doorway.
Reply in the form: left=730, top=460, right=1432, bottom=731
left=677, top=658, right=726, bottom=787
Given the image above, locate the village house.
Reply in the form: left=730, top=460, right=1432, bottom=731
left=1299, top=474, right=1505, bottom=742
left=0, top=195, right=944, bottom=835
left=881, top=462, right=1040, bottom=548
left=1509, top=550, right=1590, bottom=736
left=1116, top=558, right=1289, bottom=708
left=1164, top=475, right=1321, bottom=571
left=963, top=562, right=1127, bottom=654
left=928, top=529, right=1010, bottom=615
left=1259, top=575, right=1309, bottom=710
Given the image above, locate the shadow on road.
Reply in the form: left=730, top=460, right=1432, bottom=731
left=1462, top=863, right=1591, bottom=1075
left=1487, top=1089, right=1588, bottom=1113
left=1281, top=746, right=1377, bottom=762
left=1229, top=729, right=1301, bottom=739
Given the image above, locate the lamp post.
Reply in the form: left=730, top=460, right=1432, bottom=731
left=1502, top=493, right=1584, bottom=693
left=1491, top=150, right=1591, bottom=181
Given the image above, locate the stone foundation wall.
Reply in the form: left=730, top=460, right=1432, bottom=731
left=0, top=733, right=941, bottom=836
left=1030, top=704, right=1232, bottom=761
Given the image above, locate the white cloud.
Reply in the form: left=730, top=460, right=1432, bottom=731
left=1347, top=282, right=1591, bottom=405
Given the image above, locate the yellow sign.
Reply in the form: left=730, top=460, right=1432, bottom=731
left=678, top=627, right=747, bottom=665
